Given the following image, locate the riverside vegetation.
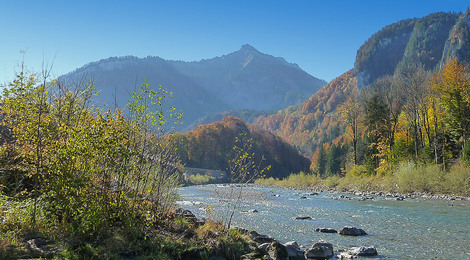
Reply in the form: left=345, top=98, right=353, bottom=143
left=0, top=67, right=258, bottom=259
left=256, top=58, right=470, bottom=197
left=255, top=162, right=470, bottom=197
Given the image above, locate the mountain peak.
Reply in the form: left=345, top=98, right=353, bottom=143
left=240, top=44, right=258, bottom=52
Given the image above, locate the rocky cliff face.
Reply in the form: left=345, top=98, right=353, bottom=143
left=355, top=12, right=464, bottom=88
left=441, top=9, right=470, bottom=67
left=354, top=18, right=417, bottom=88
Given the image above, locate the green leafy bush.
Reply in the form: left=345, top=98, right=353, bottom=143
left=188, top=174, right=215, bottom=185
left=0, top=69, right=183, bottom=256
left=255, top=171, right=317, bottom=188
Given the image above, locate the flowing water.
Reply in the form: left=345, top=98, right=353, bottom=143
left=177, top=185, right=470, bottom=259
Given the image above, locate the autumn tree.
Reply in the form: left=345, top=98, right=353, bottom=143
left=326, top=143, right=342, bottom=175
left=431, top=57, right=470, bottom=154
left=397, top=63, right=431, bottom=160
left=0, top=69, right=182, bottom=235
left=362, top=86, right=391, bottom=169
left=316, top=145, right=327, bottom=176
left=338, top=91, right=362, bottom=165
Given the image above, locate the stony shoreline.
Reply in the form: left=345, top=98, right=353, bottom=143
left=255, top=183, right=470, bottom=201
left=178, top=207, right=378, bottom=260
left=180, top=184, right=469, bottom=259
left=313, top=186, right=470, bottom=201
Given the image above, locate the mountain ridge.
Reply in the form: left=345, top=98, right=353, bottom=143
left=61, top=45, right=327, bottom=130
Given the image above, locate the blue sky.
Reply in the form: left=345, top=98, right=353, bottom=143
left=0, top=1, right=468, bottom=83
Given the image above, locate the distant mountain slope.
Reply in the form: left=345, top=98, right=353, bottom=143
left=61, top=45, right=327, bottom=130
left=355, top=11, right=462, bottom=87
left=254, top=70, right=356, bottom=160
left=354, top=18, right=417, bottom=88
left=168, top=44, right=327, bottom=110
left=254, top=11, right=470, bottom=166
left=62, top=56, right=226, bottom=129
left=441, top=10, right=470, bottom=66
left=170, top=116, right=311, bottom=178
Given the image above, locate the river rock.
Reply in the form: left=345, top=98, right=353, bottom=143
left=174, top=208, right=198, bottom=223
left=249, top=230, right=260, bottom=239
left=196, top=217, right=207, bottom=227
left=208, top=256, right=228, bottom=260
left=358, top=196, right=374, bottom=201
left=338, top=246, right=378, bottom=258
left=232, top=226, right=249, bottom=234
left=27, top=238, right=52, bottom=258
left=266, top=241, right=289, bottom=260
left=349, top=246, right=378, bottom=256
left=304, top=241, right=333, bottom=259
left=284, top=241, right=305, bottom=260
left=339, top=226, right=367, bottom=236
left=257, top=243, right=271, bottom=254
left=253, top=234, right=276, bottom=244
left=240, top=252, right=265, bottom=260
left=295, top=216, right=312, bottom=220
left=315, top=227, right=337, bottom=233
left=180, top=248, right=206, bottom=260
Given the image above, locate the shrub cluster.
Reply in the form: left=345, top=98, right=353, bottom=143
left=0, top=69, right=183, bottom=257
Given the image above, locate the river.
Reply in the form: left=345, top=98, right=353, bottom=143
left=177, top=185, right=470, bottom=259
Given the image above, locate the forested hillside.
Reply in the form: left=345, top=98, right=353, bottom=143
left=254, top=70, right=356, bottom=161
left=170, top=116, right=311, bottom=178
left=255, top=11, right=470, bottom=177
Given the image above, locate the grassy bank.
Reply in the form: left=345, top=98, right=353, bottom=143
left=0, top=70, right=255, bottom=259
left=255, top=161, right=470, bottom=197
left=0, top=194, right=252, bottom=259
left=255, top=171, right=318, bottom=189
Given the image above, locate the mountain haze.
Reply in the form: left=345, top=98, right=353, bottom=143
left=168, top=44, right=326, bottom=110
left=63, top=56, right=227, bottom=129
left=61, top=45, right=327, bottom=130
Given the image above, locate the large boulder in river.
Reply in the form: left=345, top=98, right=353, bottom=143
left=315, top=227, right=337, bottom=233
left=338, top=246, right=378, bottom=258
left=284, top=241, right=305, bottom=260
left=304, top=241, right=333, bottom=259
left=348, top=246, right=377, bottom=256
left=338, top=226, right=367, bottom=236
left=295, top=216, right=312, bottom=220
